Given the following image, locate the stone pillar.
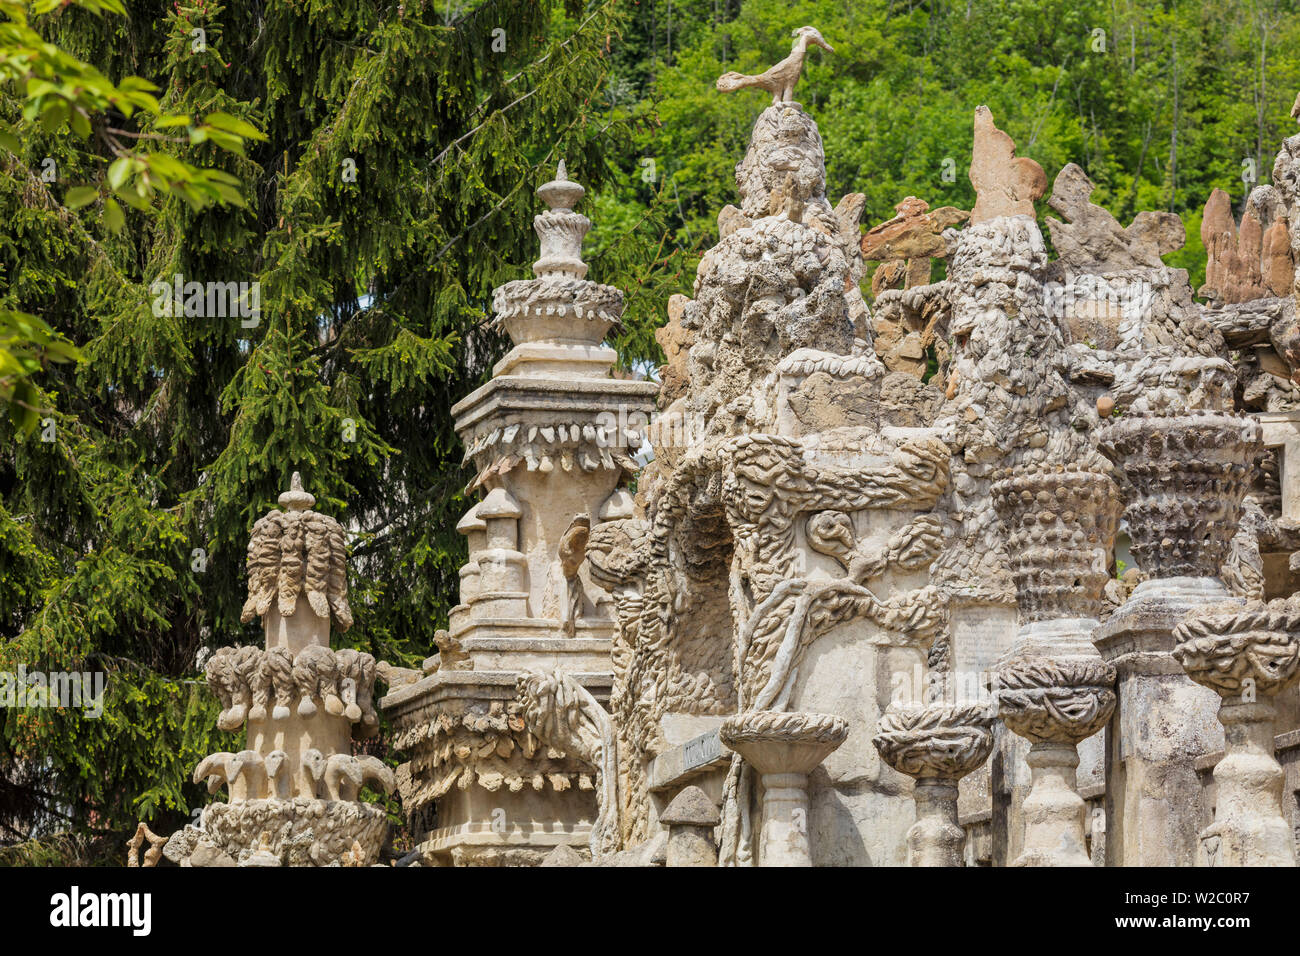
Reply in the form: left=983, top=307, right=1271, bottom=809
left=990, top=463, right=1120, bottom=867
left=720, top=711, right=848, bottom=867
left=996, top=658, right=1115, bottom=866
left=1096, top=409, right=1262, bottom=866
left=872, top=702, right=995, bottom=866
left=1173, top=599, right=1300, bottom=866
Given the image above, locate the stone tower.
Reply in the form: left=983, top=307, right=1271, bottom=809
left=381, top=163, right=658, bottom=865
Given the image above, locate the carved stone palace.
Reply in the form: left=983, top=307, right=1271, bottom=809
left=162, top=28, right=1300, bottom=867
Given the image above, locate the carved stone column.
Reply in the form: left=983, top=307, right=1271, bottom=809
left=995, top=658, right=1115, bottom=866
left=990, top=463, right=1120, bottom=865
left=872, top=703, right=995, bottom=866
left=720, top=711, right=848, bottom=867
left=1095, top=409, right=1262, bottom=866
left=1173, top=599, right=1300, bottom=866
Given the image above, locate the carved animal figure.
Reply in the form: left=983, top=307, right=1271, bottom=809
left=293, top=644, right=340, bottom=717
left=229, top=646, right=262, bottom=726
left=559, top=514, right=591, bottom=637
left=335, top=648, right=378, bottom=730
left=193, top=752, right=238, bottom=795
left=716, top=26, right=833, bottom=105
left=229, top=749, right=268, bottom=802
left=263, top=646, right=295, bottom=719
left=204, top=649, right=244, bottom=731
left=324, top=754, right=363, bottom=801
left=355, top=755, right=395, bottom=796
left=301, top=748, right=327, bottom=799
left=263, top=749, right=291, bottom=800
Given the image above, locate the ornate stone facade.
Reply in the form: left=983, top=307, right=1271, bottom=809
left=161, top=32, right=1300, bottom=870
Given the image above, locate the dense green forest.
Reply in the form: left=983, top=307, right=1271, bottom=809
left=0, top=0, right=1297, bottom=864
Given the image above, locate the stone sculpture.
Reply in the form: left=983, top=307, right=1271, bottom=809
left=380, top=162, right=657, bottom=866
left=715, top=26, right=834, bottom=104
left=342, top=39, right=1300, bottom=869
left=177, top=474, right=391, bottom=866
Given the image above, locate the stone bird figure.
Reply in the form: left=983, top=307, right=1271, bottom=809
left=716, top=26, right=834, bottom=105
left=559, top=514, right=591, bottom=637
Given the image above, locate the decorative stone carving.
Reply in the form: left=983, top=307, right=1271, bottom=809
left=719, top=711, right=848, bottom=867
left=968, top=106, right=1047, bottom=224
left=861, top=196, right=969, bottom=378
left=185, top=473, right=392, bottom=867
left=715, top=26, right=834, bottom=105
left=516, top=670, right=619, bottom=858
left=1047, top=163, right=1185, bottom=274
left=381, top=163, right=655, bottom=866
left=991, top=464, right=1121, bottom=625
left=1098, top=410, right=1261, bottom=579
left=989, top=459, right=1120, bottom=866
left=126, top=822, right=167, bottom=867
left=873, top=702, right=995, bottom=866
left=1201, top=187, right=1294, bottom=304
left=1173, top=599, right=1300, bottom=866
left=240, top=474, right=352, bottom=631
left=995, top=657, right=1116, bottom=866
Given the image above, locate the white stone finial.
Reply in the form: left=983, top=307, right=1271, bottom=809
left=278, top=471, right=316, bottom=511
left=537, top=161, right=584, bottom=212
left=533, top=161, right=590, bottom=278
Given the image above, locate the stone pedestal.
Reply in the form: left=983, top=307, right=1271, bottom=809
left=872, top=702, right=995, bottom=866
left=1174, top=598, right=1300, bottom=866
left=720, top=711, right=848, bottom=867
left=1092, top=578, right=1233, bottom=866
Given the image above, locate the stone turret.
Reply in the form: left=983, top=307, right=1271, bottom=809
left=380, top=163, right=657, bottom=866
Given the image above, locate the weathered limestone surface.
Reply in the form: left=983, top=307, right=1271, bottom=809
left=1174, top=599, right=1300, bottom=865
